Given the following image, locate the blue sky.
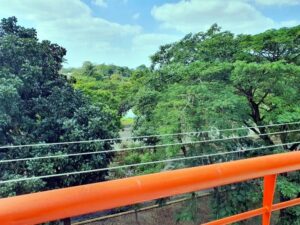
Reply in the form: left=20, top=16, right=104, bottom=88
left=0, top=0, right=299, bottom=68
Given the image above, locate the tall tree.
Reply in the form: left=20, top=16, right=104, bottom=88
left=0, top=17, right=119, bottom=198
left=133, top=24, right=300, bottom=224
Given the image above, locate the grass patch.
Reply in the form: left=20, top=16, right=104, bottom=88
left=121, top=117, right=134, bottom=127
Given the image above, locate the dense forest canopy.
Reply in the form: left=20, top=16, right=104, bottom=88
left=1, top=16, right=300, bottom=224
left=0, top=17, right=119, bottom=197
left=64, top=62, right=133, bottom=120
left=131, top=24, right=300, bottom=225
left=64, top=24, right=300, bottom=224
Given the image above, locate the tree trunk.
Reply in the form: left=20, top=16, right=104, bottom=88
left=247, top=92, right=274, bottom=145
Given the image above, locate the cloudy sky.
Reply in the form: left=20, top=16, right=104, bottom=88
left=0, top=0, right=299, bottom=68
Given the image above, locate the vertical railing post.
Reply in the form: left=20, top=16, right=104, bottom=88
left=62, top=218, right=71, bottom=225
left=262, top=174, right=277, bottom=225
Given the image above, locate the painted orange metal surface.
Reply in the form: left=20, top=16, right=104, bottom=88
left=1, top=151, right=300, bottom=225
left=262, top=175, right=277, bottom=225
left=272, top=197, right=300, bottom=211
left=203, top=197, right=300, bottom=225
left=202, top=207, right=267, bottom=225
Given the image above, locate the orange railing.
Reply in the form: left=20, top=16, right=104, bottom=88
left=1, top=151, right=300, bottom=225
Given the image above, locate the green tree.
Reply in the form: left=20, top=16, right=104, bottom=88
left=69, top=62, right=133, bottom=119
left=133, top=24, right=300, bottom=224
left=0, top=17, right=119, bottom=198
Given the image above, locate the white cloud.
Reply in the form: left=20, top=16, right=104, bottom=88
left=0, top=0, right=180, bottom=67
left=255, top=0, right=300, bottom=5
left=151, top=0, right=297, bottom=34
left=1, top=0, right=92, bottom=21
left=92, top=0, right=107, bottom=8
left=0, top=0, right=143, bottom=67
left=132, top=33, right=180, bottom=53
left=132, top=13, right=140, bottom=20
left=279, top=20, right=300, bottom=27
left=1, top=0, right=298, bottom=68
left=129, top=33, right=181, bottom=66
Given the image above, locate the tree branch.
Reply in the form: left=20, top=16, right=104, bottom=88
left=257, top=91, right=269, bottom=106
left=243, top=121, right=260, bottom=135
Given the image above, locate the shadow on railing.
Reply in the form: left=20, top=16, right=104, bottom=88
left=1, top=151, right=300, bottom=225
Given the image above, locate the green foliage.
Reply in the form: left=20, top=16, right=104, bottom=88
left=120, top=117, right=134, bottom=127
left=132, top=24, right=300, bottom=224
left=2, top=16, right=300, bottom=224
left=109, top=144, right=165, bottom=179
left=151, top=24, right=239, bottom=69
left=278, top=176, right=300, bottom=199
left=175, top=193, right=198, bottom=224
left=68, top=62, right=133, bottom=122
left=211, top=182, right=262, bottom=222
left=0, top=17, right=119, bottom=197
left=236, top=25, right=300, bottom=64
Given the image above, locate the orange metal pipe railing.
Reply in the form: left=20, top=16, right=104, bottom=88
left=1, top=151, right=300, bottom=225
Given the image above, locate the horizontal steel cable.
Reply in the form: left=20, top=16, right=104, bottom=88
left=1, top=129, right=299, bottom=164
left=0, top=141, right=298, bottom=184
left=0, top=121, right=299, bottom=150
